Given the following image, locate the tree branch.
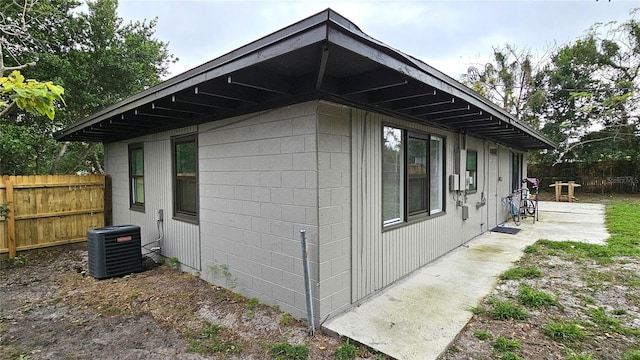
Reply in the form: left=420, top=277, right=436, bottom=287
left=553, top=136, right=615, bottom=165
left=0, top=101, right=17, bottom=119
left=1, top=61, right=36, bottom=73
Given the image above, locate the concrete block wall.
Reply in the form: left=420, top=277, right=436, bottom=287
left=317, top=102, right=352, bottom=318
left=198, top=102, right=320, bottom=320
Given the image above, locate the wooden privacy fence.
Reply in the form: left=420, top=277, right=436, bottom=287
left=0, top=175, right=107, bottom=259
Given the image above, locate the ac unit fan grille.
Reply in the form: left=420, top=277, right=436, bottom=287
left=88, top=225, right=142, bottom=279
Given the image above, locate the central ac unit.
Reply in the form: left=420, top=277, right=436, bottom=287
left=88, top=225, right=142, bottom=279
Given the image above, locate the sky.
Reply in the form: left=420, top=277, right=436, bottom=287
left=114, top=0, right=638, bottom=81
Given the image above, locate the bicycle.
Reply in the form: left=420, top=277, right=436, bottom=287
left=504, top=194, right=521, bottom=226
left=520, top=188, right=536, bottom=216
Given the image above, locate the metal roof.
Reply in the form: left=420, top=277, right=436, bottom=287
left=54, top=9, right=556, bottom=150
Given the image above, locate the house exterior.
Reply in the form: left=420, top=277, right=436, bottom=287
left=55, top=9, right=555, bottom=322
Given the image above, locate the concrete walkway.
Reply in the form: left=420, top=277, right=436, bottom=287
left=323, top=201, right=609, bottom=360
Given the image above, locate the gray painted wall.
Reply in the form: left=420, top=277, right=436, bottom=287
left=317, top=102, right=352, bottom=319
left=197, top=102, right=321, bottom=320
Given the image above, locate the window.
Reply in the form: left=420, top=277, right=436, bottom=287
left=430, top=136, right=444, bottom=213
left=382, top=125, right=445, bottom=227
left=383, top=127, right=403, bottom=224
left=511, top=152, right=523, bottom=192
left=466, top=150, right=478, bottom=192
left=172, top=134, right=198, bottom=223
left=128, top=143, right=144, bottom=211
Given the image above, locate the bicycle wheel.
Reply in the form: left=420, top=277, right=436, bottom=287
left=513, top=211, right=520, bottom=226
left=511, top=199, right=521, bottom=226
left=524, top=199, right=536, bottom=215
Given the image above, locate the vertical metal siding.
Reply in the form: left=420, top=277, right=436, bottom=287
left=104, top=126, right=200, bottom=271
left=351, top=110, right=463, bottom=301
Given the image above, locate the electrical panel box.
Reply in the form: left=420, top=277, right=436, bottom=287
left=449, top=174, right=460, bottom=191
left=88, top=225, right=142, bottom=279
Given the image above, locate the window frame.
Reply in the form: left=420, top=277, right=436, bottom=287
left=466, top=150, right=478, bottom=193
left=511, top=152, right=523, bottom=193
left=128, top=143, right=145, bottom=212
left=171, top=133, right=199, bottom=224
left=382, top=124, right=446, bottom=229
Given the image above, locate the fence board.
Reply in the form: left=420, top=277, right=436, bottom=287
left=0, top=175, right=105, bottom=258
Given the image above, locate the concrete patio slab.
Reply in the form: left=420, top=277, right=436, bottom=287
left=323, top=201, right=609, bottom=360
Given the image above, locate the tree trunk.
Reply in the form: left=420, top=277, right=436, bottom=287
left=49, top=142, right=68, bottom=174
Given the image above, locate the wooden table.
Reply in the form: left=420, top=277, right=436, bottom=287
left=548, top=181, right=581, bottom=202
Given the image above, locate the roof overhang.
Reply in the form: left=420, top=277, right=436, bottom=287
left=54, top=9, right=556, bottom=151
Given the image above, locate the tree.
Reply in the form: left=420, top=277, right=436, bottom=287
left=0, top=0, right=175, bottom=175
left=535, top=13, right=640, bottom=167
left=0, top=0, right=65, bottom=120
left=462, top=44, right=549, bottom=128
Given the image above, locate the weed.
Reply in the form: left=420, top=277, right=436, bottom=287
left=543, top=321, right=586, bottom=343
left=500, top=267, right=542, bottom=280
left=280, top=312, right=292, bottom=326
left=334, top=339, right=357, bottom=360
left=186, top=323, right=242, bottom=355
left=489, top=300, right=529, bottom=320
left=491, top=336, right=521, bottom=352
left=469, top=306, right=486, bottom=315
left=448, top=346, right=460, bottom=353
left=581, top=295, right=596, bottom=306
left=518, top=284, right=558, bottom=308
left=166, top=257, right=180, bottom=269
left=586, top=307, right=620, bottom=329
left=613, top=308, right=628, bottom=316
left=523, top=244, right=539, bottom=253
left=272, top=304, right=280, bottom=311
left=233, top=293, right=244, bottom=301
left=473, top=330, right=491, bottom=341
left=209, top=262, right=238, bottom=289
left=500, top=352, right=524, bottom=360
left=12, top=255, right=28, bottom=266
left=622, top=349, right=640, bottom=360
left=269, top=341, right=308, bottom=360
left=246, top=297, right=260, bottom=311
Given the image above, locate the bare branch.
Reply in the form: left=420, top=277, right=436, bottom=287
left=1, top=61, right=35, bottom=73
left=0, top=101, right=17, bottom=119
left=553, top=136, right=615, bottom=165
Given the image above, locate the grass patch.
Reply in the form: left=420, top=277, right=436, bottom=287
left=518, top=284, right=559, bottom=308
left=543, top=321, right=586, bottom=343
left=186, top=323, right=242, bottom=355
left=499, top=267, right=542, bottom=280
left=469, top=305, right=486, bottom=315
left=623, top=349, right=640, bottom=360
left=473, top=330, right=491, bottom=341
left=269, top=341, right=308, bottom=360
left=491, top=336, right=521, bottom=352
left=334, top=339, right=357, bottom=360
left=523, top=244, right=539, bottom=253
left=489, top=300, right=529, bottom=320
left=586, top=307, right=620, bottom=329
left=500, top=353, right=524, bottom=360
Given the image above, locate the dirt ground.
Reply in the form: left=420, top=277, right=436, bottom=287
left=0, top=250, right=383, bottom=360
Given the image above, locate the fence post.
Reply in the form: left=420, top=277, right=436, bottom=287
left=5, top=179, right=16, bottom=259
